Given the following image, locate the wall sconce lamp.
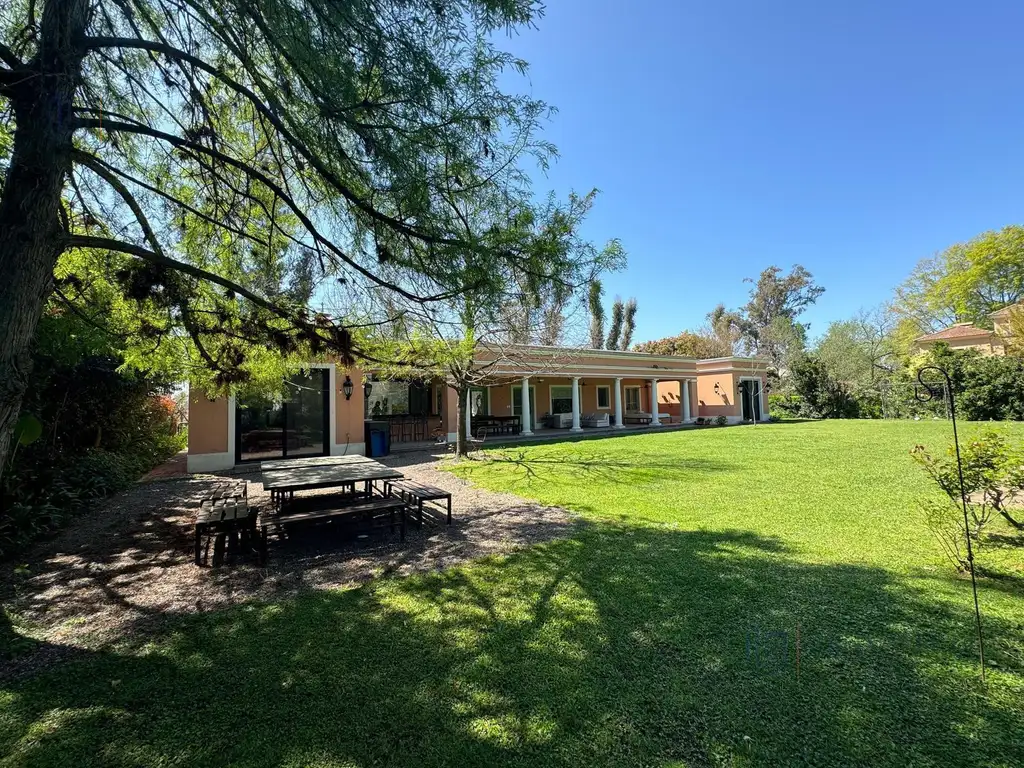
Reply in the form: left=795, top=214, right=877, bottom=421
left=362, top=379, right=373, bottom=400
left=713, top=381, right=721, bottom=395
left=342, top=375, right=354, bottom=400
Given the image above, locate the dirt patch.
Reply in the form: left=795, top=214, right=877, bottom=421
left=1, top=450, right=572, bottom=677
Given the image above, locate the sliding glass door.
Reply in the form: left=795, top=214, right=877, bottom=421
left=236, top=369, right=329, bottom=462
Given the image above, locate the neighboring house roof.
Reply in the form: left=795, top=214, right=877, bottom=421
left=989, top=302, right=1021, bottom=320
left=914, top=323, right=994, bottom=343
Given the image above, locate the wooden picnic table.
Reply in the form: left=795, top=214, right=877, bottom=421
left=262, top=458, right=403, bottom=495
left=257, top=457, right=409, bottom=562
left=260, top=454, right=374, bottom=472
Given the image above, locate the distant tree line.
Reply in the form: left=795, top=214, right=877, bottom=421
left=631, top=224, right=1024, bottom=422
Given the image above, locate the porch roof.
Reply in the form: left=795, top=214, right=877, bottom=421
left=472, top=344, right=767, bottom=379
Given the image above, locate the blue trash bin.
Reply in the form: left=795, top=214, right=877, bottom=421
left=370, top=429, right=386, bottom=458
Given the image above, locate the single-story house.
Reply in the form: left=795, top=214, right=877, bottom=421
left=187, top=344, right=770, bottom=472
left=913, top=302, right=1020, bottom=356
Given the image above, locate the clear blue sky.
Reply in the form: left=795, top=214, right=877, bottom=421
left=498, top=0, right=1024, bottom=344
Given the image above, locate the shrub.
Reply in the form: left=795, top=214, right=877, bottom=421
left=768, top=392, right=803, bottom=416
left=789, top=356, right=860, bottom=418
left=715, top=415, right=728, bottom=426
left=911, top=430, right=1024, bottom=572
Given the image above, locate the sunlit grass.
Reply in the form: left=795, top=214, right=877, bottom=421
left=1, top=420, right=1022, bottom=767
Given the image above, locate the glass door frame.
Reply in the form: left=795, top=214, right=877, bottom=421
left=739, top=379, right=762, bottom=422
left=235, top=368, right=331, bottom=463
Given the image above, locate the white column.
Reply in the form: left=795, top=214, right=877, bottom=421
left=682, top=380, right=691, bottom=423
left=759, top=380, right=768, bottom=421
left=570, top=377, right=582, bottom=432
left=465, top=388, right=472, bottom=440
left=520, top=377, right=533, bottom=435
left=650, top=379, right=661, bottom=425
left=613, top=377, right=624, bottom=428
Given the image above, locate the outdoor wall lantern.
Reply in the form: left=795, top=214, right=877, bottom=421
left=342, top=375, right=354, bottom=400
left=713, top=381, right=721, bottom=395
left=362, top=379, right=373, bottom=400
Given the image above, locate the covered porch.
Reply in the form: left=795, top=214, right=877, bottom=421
left=462, top=373, right=698, bottom=440
left=454, top=347, right=769, bottom=443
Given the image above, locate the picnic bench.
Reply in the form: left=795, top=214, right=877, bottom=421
left=383, top=479, right=452, bottom=527
left=194, top=480, right=257, bottom=566
left=471, top=415, right=521, bottom=435
left=258, top=495, right=407, bottom=563
left=622, top=412, right=653, bottom=425
left=258, top=456, right=408, bottom=563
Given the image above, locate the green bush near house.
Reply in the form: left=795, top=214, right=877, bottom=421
left=1, top=421, right=1022, bottom=766
left=1, top=351, right=182, bottom=559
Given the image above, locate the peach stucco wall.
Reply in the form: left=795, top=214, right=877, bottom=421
left=335, top=366, right=365, bottom=451
left=920, top=337, right=1001, bottom=356
left=696, top=371, right=739, bottom=419
left=188, top=391, right=228, bottom=455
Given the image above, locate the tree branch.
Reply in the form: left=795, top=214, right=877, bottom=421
left=75, top=116, right=434, bottom=304
left=65, top=234, right=298, bottom=322
left=72, top=150, right=166, bottom=257
left=81, top=35, right=467, bottom=250
left=0, top=41, right=22, bottom=69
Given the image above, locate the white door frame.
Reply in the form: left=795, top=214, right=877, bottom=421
left=624, top=385, right=642, bottom=412
left=510, top=383, right=537, bottom=429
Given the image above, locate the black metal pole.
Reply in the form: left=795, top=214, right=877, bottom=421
left=917, top=365, right=986, bottom=685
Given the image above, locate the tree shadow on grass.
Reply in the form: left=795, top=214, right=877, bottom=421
left=2, top=524, right=1022, bottom=767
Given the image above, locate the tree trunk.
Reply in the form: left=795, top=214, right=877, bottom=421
left=454, top=384, right=468, bottom=458
left=0, top=0, right=87, bottom=480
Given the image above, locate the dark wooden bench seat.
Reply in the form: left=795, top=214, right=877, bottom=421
left=259, top=495, right=407, bottom=564
left=195, top=494, right=257, bottom=566
left=622, top=415, right=652, bottom=425
left=384, top=479, right=452, bottom=527
left=278, top=496, right=406, bottom=526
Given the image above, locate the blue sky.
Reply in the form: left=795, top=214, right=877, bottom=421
left=497, top=0, right=1024, bottom=344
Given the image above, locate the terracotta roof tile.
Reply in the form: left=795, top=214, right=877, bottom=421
left=915, top=324, right=994, bottom=342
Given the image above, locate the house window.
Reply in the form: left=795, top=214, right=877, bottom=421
left=596, top=385, right=610, bottom=409
left=550, top=385, right=573, bottom=415
left=625, top=386, right=641, bottom=412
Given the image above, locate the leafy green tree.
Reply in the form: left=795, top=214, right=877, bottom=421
left=0, top=0, right=579, bottom=476
left=894, top=225, right=1024, bottom=331
left=705, top=304, right=752, bottom=355
left=588, top=280, right=605, bottom=349
left=620, top=298, right=638, bottom=350
left=788, top=355, right=859, bottom=418
left=815, top=308, right=898, bottom=387
left=606, top=297, right=624, bottom=350
left=369, top=190, right=625, bottom=457
left=741, top=265, right=824, bottom=370
left=633, top=331, right=730, bottom=358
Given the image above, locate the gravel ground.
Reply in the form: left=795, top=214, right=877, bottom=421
left=1, top=450, right=573, bottom=677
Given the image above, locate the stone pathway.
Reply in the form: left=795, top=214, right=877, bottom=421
left=138, top=450, right=188, bottom=482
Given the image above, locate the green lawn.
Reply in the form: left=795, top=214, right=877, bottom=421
left=2, top=421, right=1023, bottom=767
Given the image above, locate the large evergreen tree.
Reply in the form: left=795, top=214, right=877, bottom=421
left=0, top=0, right=579, bottom=475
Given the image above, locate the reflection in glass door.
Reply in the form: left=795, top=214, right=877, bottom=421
left=236, top=370, right=329, bottom=462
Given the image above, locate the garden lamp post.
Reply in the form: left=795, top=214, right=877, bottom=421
left=915, top=364, right=986, bottom=685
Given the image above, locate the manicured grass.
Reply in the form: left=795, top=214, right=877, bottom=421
left=2, top=421, right=1023, bottom=766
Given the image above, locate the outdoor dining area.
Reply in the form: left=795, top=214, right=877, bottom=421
left=193, top=454, right=452, bottom=566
